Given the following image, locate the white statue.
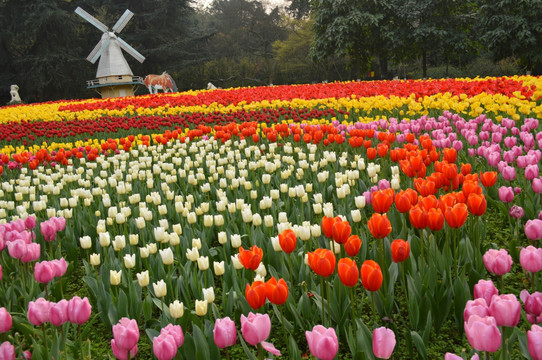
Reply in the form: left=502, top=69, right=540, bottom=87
left=9, top=85, right=22, bottom=104
left=207, top=82, right=217, bottom=90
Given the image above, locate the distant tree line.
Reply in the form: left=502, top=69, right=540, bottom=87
left=0, top=0, right=539, bottom=103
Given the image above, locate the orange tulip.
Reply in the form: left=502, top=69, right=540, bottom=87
left=338, top=258, right=359, bottom=287
left=245, top=281, right=266, bottom=309
left=480, top=171, right=498, bottom=188
left=344, top=235, right=362, bottom=257
left=308, top=248, right=336, bottom=277
left=377, top=143, right=389, bottom=157
left=372, top=188, right=395, bottom=214
left=414, top=178, right=437, bottom=197
left=238, top=246, right=263, bottom=270
left=467, top=193, right=487, bottom=217
left=391, top=239, right=410, bottom=263
left=332, top=220, right=351, bottom=245
left=367, top=213, right=392, bottom=239
left=361, top=260, right=383, bottom=292
left=394, top=190, right=413, bottom=213
left=439, top=192, right=457, bottom=210
left=264, top=277, right=289, bottom=305
left=460, top=163, right=472, bottom=175
left=462, top=180, right=482, bottom=198
left=367, top=147, right=377, bottom=160
left=409, top=205, right=427, bottom=229
left=427, top=207, right=445, bottom=231
left=445, top=203, right=468, bottom=228
left=443, top=148, right=457, bottom=163
left=418, top=195, right=438, bottom=212
left=321, top=216, right=339, bottom=239
left=278, top=229, right=297, bottom=253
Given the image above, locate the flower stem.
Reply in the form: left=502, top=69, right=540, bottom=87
left=320, top=277, right=325, bottom=326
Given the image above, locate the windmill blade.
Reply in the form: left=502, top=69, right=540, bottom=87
left=117, top=37, right=145, bottom=63
left=74, top=7, right=109, bottom=33
left=89, top=37, right=111, bottom=64
left=112, top=9, right=134, bottom=34
left=86, top=38, right=105, bottom=63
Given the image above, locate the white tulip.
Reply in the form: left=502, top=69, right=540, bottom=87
left=214, top=261, right=225, bottom=276
left=124, top=254, right=136, bottom=269
left=113, top=235, right=126, bottom=251
left=218, top=231, right=227, bottom=245
left=79, top=236, right=92, bottom=249
left=230, top=234, right=242, bottom=248
left=186, top=247, right=199, bottom=262
left=195, top=299, right=208, bottom=316
left=89, top=253, right=100, bottom=266
left=159, top=248, right=174, bottom=265
left=99, top=232, right=111, bottom=247
left=197, top=256, right=209, bottom=271
left=231, top=254, right=243, bottom=270
left=169, top=300, right=184, bottom=318
left=136, top=270, right=149, bottom=287
left=203, top=287, right=215, bottom=303
left=110, top=270, right=122, bottom=286
left=153, top=280, right=167, bottom=298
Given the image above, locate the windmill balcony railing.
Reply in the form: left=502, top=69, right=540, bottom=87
left=86, top=76, right=145, bottom=88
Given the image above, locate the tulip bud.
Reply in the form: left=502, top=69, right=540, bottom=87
left=79, top=236, right=92, bottom=249
left=159, top=248, right=174, bottom=265
left=99, top=232, right=111, bottom=247
left=123, top=254, right=136, bottom=269
left=186, top=247, right=199, bottom=262
left=110, top=270, right=122, bottom=286
left=195, top=299, right=208, bottom=316
left=153, top=280, right=167, bottom=298
left=203, top=287, right=215, bottom=303
left=136, top=271, right=149, bottom=287
left=169, top=300, right=184, bottom=319
left=218, top=231, right=227, bottom=245
left=113, top=235, right=126, bottom=251
left=90, top=253, right=100, bottom=266
left=129, top=234, right=139, bottom=246
left=214, top=261, right=225, bottom=276
left=197, top=256, right=209, bottom=271
left=231, top=254, right=243, bottom=270
left=230, top=234, right=242, bottom=248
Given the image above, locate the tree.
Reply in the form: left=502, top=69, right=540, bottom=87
left=479, top=0, right=542, bottom=74
left=310, top=0, right=385, bottom=79
left=287, top=0, right=311, bottom=19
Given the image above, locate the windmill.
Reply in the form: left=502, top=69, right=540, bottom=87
left=75, top=7, right=146, bottom=98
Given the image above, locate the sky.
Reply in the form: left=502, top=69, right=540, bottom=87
left=193, top=0, right=287, bottom=11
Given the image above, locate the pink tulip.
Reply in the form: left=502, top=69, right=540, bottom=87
left=51, top=217, right=66, bottom=232
left=153, top=334, right=178, bottom=360
left=372, top=327, right=396, bottom=359
left=112, top=318, right=139, bottom=352
left=463, top=298, right=489, bottom=322
left=529, top=324, right=542, bottom=360
left=489, top=294, right=521, bottom=327
left=521, top=290, right=542, bottom=324
left=533, top=178, right=542, bottom=194
left=21, top=243, right=40, bottom=263
left=111, top=339, right=138, bottom=360
left=305, top=325, right=339, bottom=360
left=526, top=165, right=540, bottom=181
left=0, top=341, right=15, bottom=360
left=51, top=258, right=67, bottom=278
left=10, top=219, right=25, bottom=233
left=213, top=317, right=237, bottom=348
left=526, top=220, right=542, bottom=241
left=49, top=300, right=69, bottom=327
left=160, top=324, right=184, bottom=348
left=24, top=216, right=36, bottom=230
left=473, top=279, right=499, bottom=307
left=502, top=166, right=516, bottom=181
left=240, top=313, right=271, bottom=346
left=0, top=308, right=12, bottom=333
left=445, top=353, right=479, bottom=360
left=509, top=205, right=524, bottom=219
left=7, top=239, right=27, bottom=259
left=67, top=296, right=91, bottom=325
left=483, top=249, right=512, bottom=276
left=34, top=261, right=56, bottom=284
left=464, top=315, right=501, bottom=352
left=240, top=313, right=281, bottom=356
left=27, top=298, right=50, bottom=326
left=498, top=186, right=514, bottom=203
left=40, top=221, right=57, bottom=242
left=520, top=246, right=542, bottom=273
left=22, top=350, right=31, bottom=360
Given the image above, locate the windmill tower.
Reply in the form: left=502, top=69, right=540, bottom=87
left=75, top=7, right=145, bottom=98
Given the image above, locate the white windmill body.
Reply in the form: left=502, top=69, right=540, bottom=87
left=75, top=7, right=145, bottom=98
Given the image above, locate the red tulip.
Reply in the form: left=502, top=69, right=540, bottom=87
left=372, top=188, right=394, bottom=214
left=245, top=281, right=267, bottom=309
left=331, top=220, right=351, bottom=244
left=264, top=277, right=289, bottom=305
left=308, top=249, right=336, bottom=277
left=238, top=246, right=263, bottom=270
left=344, top=235, right=362, bottom=257
left=391, top=239, right=410, bottom=263
left=445, top=203, right=468, bottom=228
left=278, top=229, right=296, bottom=253
left=367, top=213, right=392, bottom=239
left=338, top=258, right=359, bottom=287
left=360, top=260, right=383, bottom=292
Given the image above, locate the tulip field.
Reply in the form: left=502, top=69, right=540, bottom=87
left=1, top=76, right=542, bottom=359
